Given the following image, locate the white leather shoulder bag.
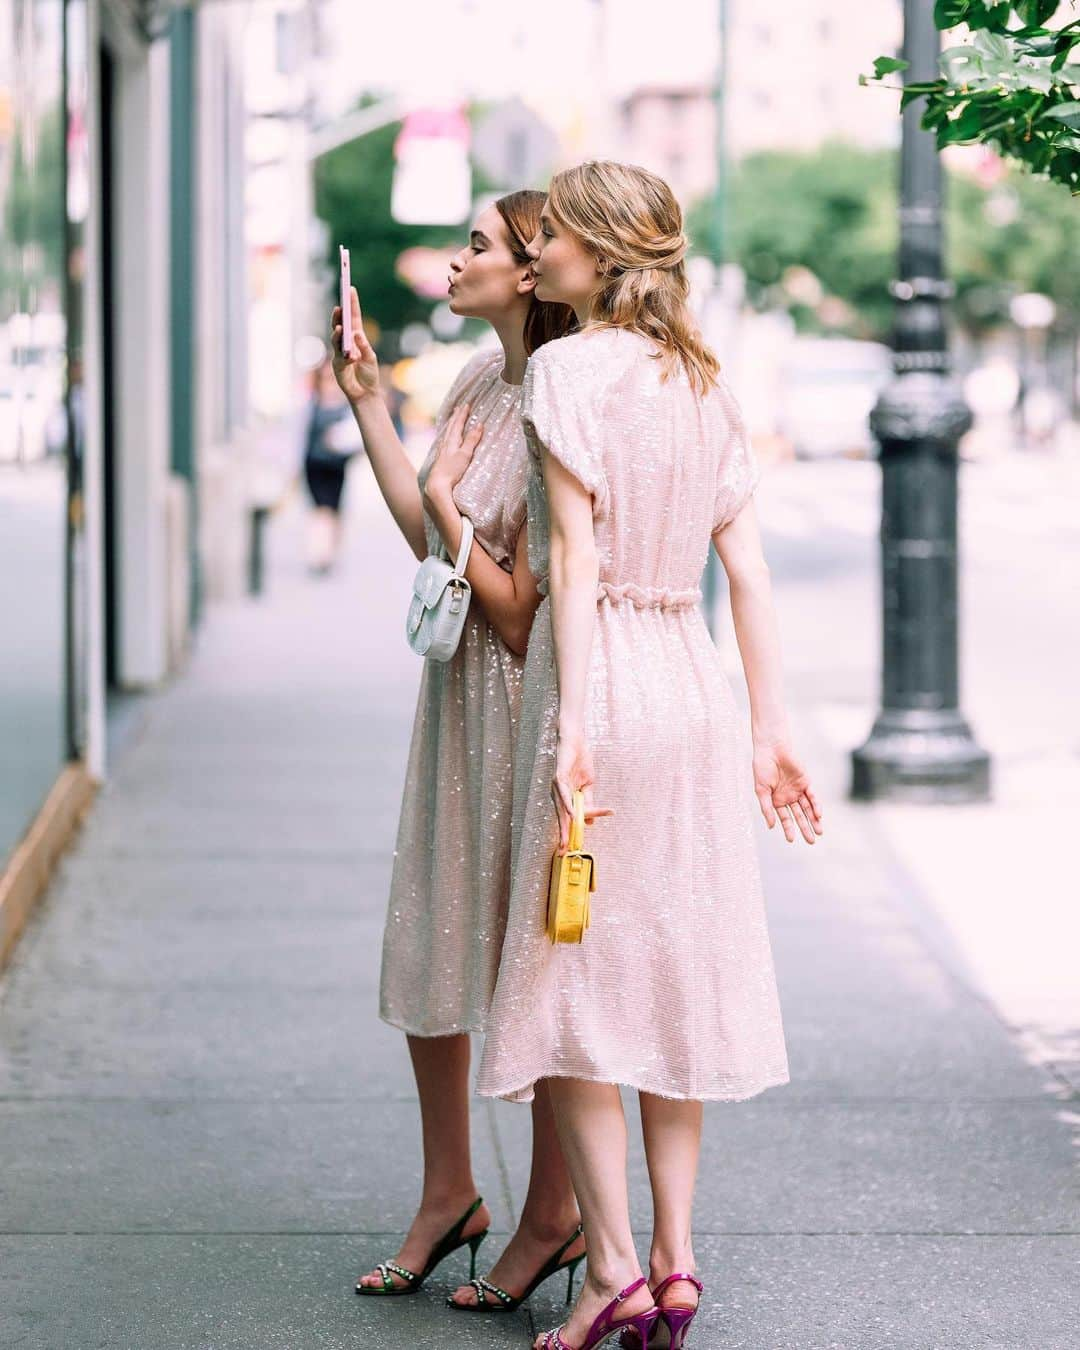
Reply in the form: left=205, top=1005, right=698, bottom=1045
left=406, top=515, right=475, bottom=662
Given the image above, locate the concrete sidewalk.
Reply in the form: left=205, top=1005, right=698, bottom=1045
left=1, top=468, right=1076, bottom=1349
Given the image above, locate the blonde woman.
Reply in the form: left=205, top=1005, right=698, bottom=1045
left=331, top=192, right=588, bottom=1310
left=476, top=163, right=822, bottom=1350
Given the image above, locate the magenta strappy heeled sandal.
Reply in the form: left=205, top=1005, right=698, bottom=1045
left=538, top=1276, right=660, bottom=1350
left=619, top=1273, right=703, bottom=1349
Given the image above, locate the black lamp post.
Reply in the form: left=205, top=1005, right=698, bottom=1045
left=851, top=0, right=990, bottom=802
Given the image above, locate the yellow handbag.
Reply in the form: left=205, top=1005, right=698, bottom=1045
left=547, top=790, right=597, bottom=944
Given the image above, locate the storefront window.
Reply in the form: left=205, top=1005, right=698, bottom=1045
left=0, top=0, right=70, bottom=865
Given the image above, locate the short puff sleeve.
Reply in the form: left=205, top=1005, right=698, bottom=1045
left=521, top=344, right=609, bottom=517
left=712, top=377, right=760, bottom=532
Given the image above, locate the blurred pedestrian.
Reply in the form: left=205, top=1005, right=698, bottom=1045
left=472, top=162, right=824, bottom=1350
left=330, top=191, right=585, bottom=1312
left=378, top=364, right=406, bottom=438
left=302, top=355, right=363, bottom=574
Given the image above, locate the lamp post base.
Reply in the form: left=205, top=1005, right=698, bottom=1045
left=851, top=708, right=990, bottom=803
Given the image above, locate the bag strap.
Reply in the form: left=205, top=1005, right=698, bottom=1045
left=451, top=515, right=474, bottom=576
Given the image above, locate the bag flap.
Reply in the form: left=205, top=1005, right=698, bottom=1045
left=412, top=555, right=456, bottom=612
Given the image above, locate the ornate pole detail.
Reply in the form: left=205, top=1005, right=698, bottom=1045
left=851, top=0, right=990, bottom=802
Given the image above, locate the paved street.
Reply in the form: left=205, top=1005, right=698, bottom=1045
left=1, top=448, right=1078, bottom=1349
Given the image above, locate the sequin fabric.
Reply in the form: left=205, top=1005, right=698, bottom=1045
left=379, top=349, right=528, bottom=1036
left=476, top=328, right=789, bottom=1102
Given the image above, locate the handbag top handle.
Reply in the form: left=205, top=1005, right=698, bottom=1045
left=452, top=515, right=475, bottom=576
left=567, top=790, right=586, bottom=854
left=435, top=514, right=474, bottom=575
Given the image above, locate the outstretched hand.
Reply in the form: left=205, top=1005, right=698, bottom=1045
left=753, top=742, right=823, bottom=845
left=330, top=286, right=379, bottom=404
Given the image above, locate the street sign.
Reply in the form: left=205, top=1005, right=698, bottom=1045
left=472, top=97, right=559, bottom=189
left=391, top=107, right=471, bottom=226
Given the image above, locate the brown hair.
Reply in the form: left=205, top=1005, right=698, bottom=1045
left=494, top=190, right=577, bottom=355
left=547, top=161, right=720, bottom=396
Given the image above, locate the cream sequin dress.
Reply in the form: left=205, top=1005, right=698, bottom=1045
left=379, top=349, right=528, bottom=1037
left=477, top=329, right=790, bottom=1102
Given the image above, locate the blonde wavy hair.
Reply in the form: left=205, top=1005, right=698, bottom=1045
left=547, top=160, right=719, bottom=396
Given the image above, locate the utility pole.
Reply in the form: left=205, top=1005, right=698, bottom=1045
left=702, top=0, right=728, bottom=635
left=851, top=0, right=990, bottom=802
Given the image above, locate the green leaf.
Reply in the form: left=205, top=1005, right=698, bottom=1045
left=873, top=55, right=910, bottom=78
left=1016, top=0, right=1059, bottom=26
left=941, top=44, right=983, bottom=84
left=937, top=100, right=990, bottom=144
left=922, top=101, right=952, bottom=129
left=1051, top=34, right=1080, bottom=72
left=1014, top=36, right=1060, bottom=56
left=1041, top=102, right=1080, bottom=128
left=1018, top=62, right=1055, bottom=95
left=966, top=0, right=1013, bottom=33
left=973, top=30, right=1011, bottom=64
left=934, top=0, right=969, bottom=30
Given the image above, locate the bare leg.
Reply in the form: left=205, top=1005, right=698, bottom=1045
left=639, top=1094, right=703, bottom=1316
left=308, top=507, right=338, bottom=571
left=531, top=1080, right=653, bottom=1350
left=449, top=1080, right=584, bottom=1306
left=356, top=1033, right=490, bottom=1289
left=328, top=506, right=345, bottom=565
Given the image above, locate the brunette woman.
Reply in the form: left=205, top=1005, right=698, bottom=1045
left=331, top=192, right=587, bottom=1310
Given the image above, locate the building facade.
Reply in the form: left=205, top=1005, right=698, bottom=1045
left=0, top=0, right=253, bottom=961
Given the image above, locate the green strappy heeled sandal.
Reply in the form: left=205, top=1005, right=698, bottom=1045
left=446, top=1223, right=586, bottom=1314
left=356, top=1196, right=489, bottom=1297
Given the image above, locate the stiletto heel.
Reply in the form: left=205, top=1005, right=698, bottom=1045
left=566, top=1253, right=585, bottom=1304
left=537, top=1277, right=660, bottom=1350
left=618, top=1273, right=703, bottom=1350
left=355, top=1196, right=487, bottom=1296
left=447, top=1223, right=585, bottom=1314
left=659, top=1307, right=697, bottom=1350
left=467, top=1230, right=488, bottom=1280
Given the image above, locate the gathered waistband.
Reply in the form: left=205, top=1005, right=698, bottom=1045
left=539, top=579, right=702, bottom=611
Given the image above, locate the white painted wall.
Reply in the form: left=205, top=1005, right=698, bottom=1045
left=81, top=0, right=108, bottom=778
left=104, top=14, right=172, bottom=686
left=195, top=4, right=252, bottom=602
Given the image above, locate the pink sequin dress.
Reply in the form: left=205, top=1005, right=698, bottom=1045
left=476, top=328, right=789, bottom=1102
left=379, top=349, right=528, bottom=1037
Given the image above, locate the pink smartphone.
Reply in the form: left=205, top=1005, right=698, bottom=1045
left=339, top=245, right=353, bottom=357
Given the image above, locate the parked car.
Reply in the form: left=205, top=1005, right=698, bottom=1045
left=778, top=337, right=892, bottom=459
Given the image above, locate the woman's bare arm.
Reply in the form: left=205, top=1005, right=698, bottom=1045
left=351, top=398, right=427, bottom=560
left=712, top=501, right=790, bottom=746
left=544, top=451, right=598, bottom=742
left=332, top=289, right=426, bottom=560
left=543, top=451, right=613, bottom=844
left=423, top=487, right=541, bottom=658
left=713, top=501, right=822, bottom=843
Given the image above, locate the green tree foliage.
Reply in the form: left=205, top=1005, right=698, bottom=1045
left=689, top=144, right=1080, bottom=340
left=867, top=1, right=1080, bottom=192
left=313, top=114, right=463, bottom=338
left=1, top=101, right=65, bottom=302
left=688, top=144, right=898, bottom=338
left=950, top=166, right=1080, bottom=325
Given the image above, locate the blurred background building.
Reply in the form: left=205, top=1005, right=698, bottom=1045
left=0, top=0, right=326, bottom=957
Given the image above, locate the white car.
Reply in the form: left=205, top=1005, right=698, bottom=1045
left=778, top=337, right=893, bottom=459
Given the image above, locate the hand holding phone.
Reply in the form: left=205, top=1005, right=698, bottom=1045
left=339, top=245, right=354, bottom=358
left=330, top=253, right=379, bottom=407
